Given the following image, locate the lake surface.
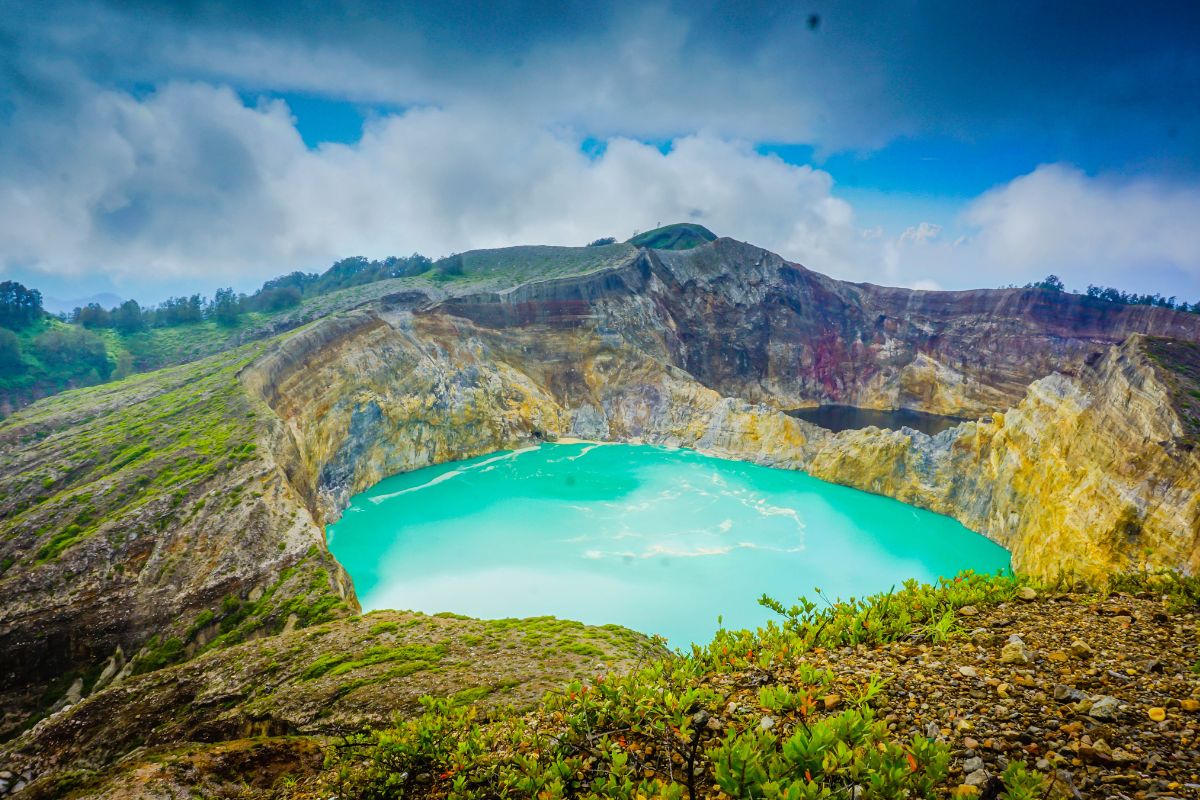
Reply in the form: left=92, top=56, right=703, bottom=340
left=788, top=405, right=968, bottom=436
left=328, top=443, right=1009, bottom=646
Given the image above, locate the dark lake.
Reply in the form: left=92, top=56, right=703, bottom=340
left=788, top=405, right=968, bottom=436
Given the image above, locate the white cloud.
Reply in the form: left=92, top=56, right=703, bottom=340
left=2, top=83, right=1198, bottom=303
left=880, top=165, right=1200, bottom=299
left=0, top=82, right=881, bottom=294
left=963, top=164, right=1200, bottom=284
left=899, top=222, right=942, bottom=245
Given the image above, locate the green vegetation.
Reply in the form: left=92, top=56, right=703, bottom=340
left=627, top=223, right=718, bottom=251
left=0, top=280, right=43, bottom=329
left=129, top=634, right=186, bottom=676
left=327, top=572, right=1042, bottom=799
left=302, top=643, right=446, bottom=681
left=0, top=343, right=267, bottom=565
left=431, top=243, right=636, bottom=287
left=0, top=245, right=642, bottom=414
left=1019, top=273, right=1200, bottom=314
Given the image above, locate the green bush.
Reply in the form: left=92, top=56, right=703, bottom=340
left=326, top=572, right=1026, bottom=799
left=0, top=327, right=22, bottom=372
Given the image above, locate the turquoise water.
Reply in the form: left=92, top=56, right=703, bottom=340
left=328, top=443, right=1010, bottom=646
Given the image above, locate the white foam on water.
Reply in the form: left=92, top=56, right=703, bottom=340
left=369, top=469, right=465, bottom=502
left=369, top=446, right=543, bottom=503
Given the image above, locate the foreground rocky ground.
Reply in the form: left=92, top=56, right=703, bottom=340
left=793, top=587, right=1200, bottom=798
left=314, top=576, right=1200, bottom=800
left=6, top=574, right=1191, bottom=799
left=0, top=612, right=664, bottom=798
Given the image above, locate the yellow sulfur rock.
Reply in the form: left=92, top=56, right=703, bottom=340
left=1149, top=707, right=1167, bottom=722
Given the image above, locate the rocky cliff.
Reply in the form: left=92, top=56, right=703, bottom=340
left=2, top=234, right=1199, bottom=787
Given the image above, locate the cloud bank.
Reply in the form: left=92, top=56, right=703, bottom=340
left=1, top=82, right=1199, bottom=301
left=0, top=82, right=877, bottom=290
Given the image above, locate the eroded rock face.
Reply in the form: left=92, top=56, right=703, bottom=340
left=804, top=336, right=1200, bottom=578
left=442, top=240, right=1200, bottom=416
left=2, top=235, right=1198, bottom=759
left=251, top=246, right=1200, bottom=581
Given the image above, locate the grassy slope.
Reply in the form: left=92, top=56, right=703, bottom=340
left=13, top=610, right=664, bottom=799
left=446, top=243, right=636, bottom=285
left=628, top=223, right=718, bottom=251
left=0, top=342, right=269, bottom=567
left=0, top=243, right=640, bottom=415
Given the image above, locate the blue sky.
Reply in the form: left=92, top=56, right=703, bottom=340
left=1, top=1, right=1199, bottom=304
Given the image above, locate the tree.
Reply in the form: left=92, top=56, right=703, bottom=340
left=209, top=287, right=241, bottom=326
left=113, top=299, right=146, bottom=334
left=158, top=294, right=204, bottom=325
left=0, top=328, right=22, bottom=373
left=1026, top=275, right=1065, bottom=292
left=252, top=286, right=302, bottom=312
left=32, top=326, right=112, bottom=383
left=0, top=281, right=43, bottom=329
left=587, top=237, right=617, bottom=246
left=74, top=303, right=112, bottom=328
left=1027, top=273, right=1065, bottom=292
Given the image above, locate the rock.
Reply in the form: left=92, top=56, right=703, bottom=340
left=823, top=693, right=841, bottom=710
left=964, top=768, right=990, bottom=787
left=759, top=715, right=775, bottom=731
left=1182, top=698, right=1200, bottom=713
left=1053, top=684, right=1087, bottom=702
left=1017, top=587, right=1038, bottom=601
left=962, top=737, right=980, bottom=750
left=1080, top=739, right=1114, bottom=765
left=963, top=756, right=984, bottom=772
left=969, top=630, right=997, bottom=648
left=1047, top=650, right=1069, bottom=662
left=1148, top=707, right=1166, bottom=722
left=1069, top=639, right=1094, bottom=659
left=1000, top=641, right=1031, bottom=665
left=958, top=665, right=978, bottom=678
left=91, top=647, right=125, bottom=694
left=925, top=721, right=940, bottom=740
left=959, top=605, right=980, bottom=617
left=1088, top=695, right=1120, bottom=720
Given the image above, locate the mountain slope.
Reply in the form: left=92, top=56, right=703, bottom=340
left=2, top=235, right=1200, bottom=787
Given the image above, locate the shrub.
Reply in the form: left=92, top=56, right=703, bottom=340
left=0, top=327, right=22, bottom=372
left=0, top=280, right=43, bottom=329
left=326, top=572, right=1023, bottom=799
left=32, top=326, right=112, bottom=382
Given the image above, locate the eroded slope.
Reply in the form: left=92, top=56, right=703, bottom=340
left=2, top=236, right=1199, bottom=787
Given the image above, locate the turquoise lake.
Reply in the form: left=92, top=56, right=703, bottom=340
left=328, top=443, right=1010, bottom=646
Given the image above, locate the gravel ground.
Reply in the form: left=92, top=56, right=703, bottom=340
left=760, top=589, right=1200, bottom=798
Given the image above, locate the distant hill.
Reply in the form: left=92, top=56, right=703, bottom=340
left=627, top=222, right=717, bottom=250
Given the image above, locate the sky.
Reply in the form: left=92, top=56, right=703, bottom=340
left=2, top=0, right=1199, bottom=305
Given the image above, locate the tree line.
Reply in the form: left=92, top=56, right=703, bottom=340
left=66, top=253, right=434, bottom=332
left=1021, top=274, right=1200, bottom=314
left=0, top=254, right=433, bottom=406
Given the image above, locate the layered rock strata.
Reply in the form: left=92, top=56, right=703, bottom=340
left=2, top=235, right=1198, bottom=759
